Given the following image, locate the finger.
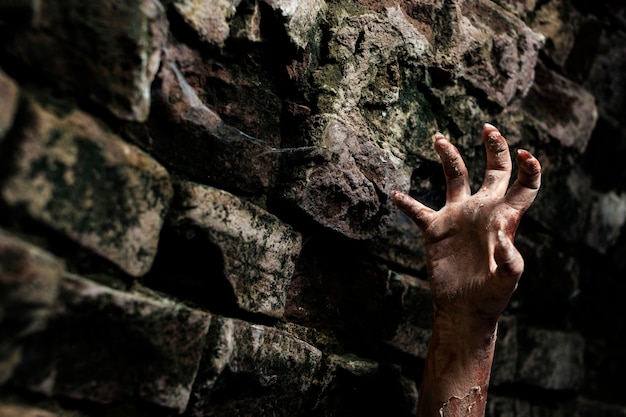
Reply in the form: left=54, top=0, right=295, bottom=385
left=505, top=149, right=542, bottom=212
left=493, top=230, right=524, bottom=287
left=480, top=123, right=512, bottom=197
left=433, top=133, right=471, bottom=203
left=392, top=190, right=437, bottom=231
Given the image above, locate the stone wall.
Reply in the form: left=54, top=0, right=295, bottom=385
left=0, top=0, right=625, bottom=416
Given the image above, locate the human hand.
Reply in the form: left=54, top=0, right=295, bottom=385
left=392, top=124, right=541, bottom=330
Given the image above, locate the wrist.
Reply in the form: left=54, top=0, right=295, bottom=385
left=433, top=305, right=499, bottom=345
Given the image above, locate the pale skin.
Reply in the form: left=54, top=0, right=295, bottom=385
left=392, top=123, right=541, bottom=417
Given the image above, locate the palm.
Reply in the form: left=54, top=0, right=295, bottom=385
left=393, top=124, right=541, bottom=324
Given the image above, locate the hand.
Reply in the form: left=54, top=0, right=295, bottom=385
left=392, top=123, right=541, bottom=329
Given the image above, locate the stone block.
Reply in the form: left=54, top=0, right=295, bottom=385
left=0, top=404, right=59, bottom=417
left=0, top=229, right=64, bottom=384
left=12, top=274, right=211, bottom=412
left=524, top=61, right=598, bottom=153
left=585, top=30, right=626, bottom=127
left=0, top=68, right=19, bottom=141
left=369, top=211, right=427, bottom=274
left=262, top=0, right=326, bottom=48
left=0, top=0, right=168, bottom=121
left=530, top=0, right=581, bottom=68
left=172, top=0, right=241, bottom=46
left=172, top=0, right=324, bottom=48
left=281, top=115, right=410, bottom=239
left=382, top=271, right=433, bottom=359
left=1, top=99, right=173, bottom=277
left=168, top=181, right=302, bottom=317
left=519, top=327, right=585, bottom=390
left=188, top=316, right=322, bottom=416
left=491, top=315, right=518, bottom=386
left=123, top=55, right=279, bottom=195
left=586, top=191, right=626, bottom=254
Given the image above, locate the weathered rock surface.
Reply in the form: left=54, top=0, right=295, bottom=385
left=12, top=274, right=211, bottom=412
left=0, top=230, right=64, bottom=384
left=382, top=271, right=433, bottom=359
left=519, top=327, right=585, bottom=390
left=0, top=0, right=168, bottom=121
left=0, top=0, right=624, bottom=415
left=586, top=191, right=626, bottom=254
left=168, top=181, right=302, bottom=317
left=123, top=51, right=280, bottom=194
left=172, top=0, right=242, bottom=46
left=0, top=404, right=59, bottom=417
left=585, top=30, right=626, bottom=128
left=490, top=315, right=519, bottom=386
left=188, top=315, right=323, bottom=416
left=282, top=115, right=410, bottom=239
left=2, top=99, right=173, bottom=277
left=523, top=61, right=597, bottom=152
left=0, top=68, right=19, bottom=141
left=172, top=0, right=325, bottom=48
left=530, top=0, right=581, bottom=69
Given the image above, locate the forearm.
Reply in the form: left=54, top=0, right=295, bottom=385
left=416, top=310, right=498, bottom=417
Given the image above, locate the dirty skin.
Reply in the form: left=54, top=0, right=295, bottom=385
left=392, top=123, right=541, bottom=417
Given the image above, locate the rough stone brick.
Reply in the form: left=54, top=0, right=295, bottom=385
left=519, top=327, right=585, bottom=390
left=1, top=99, right=173, bottom=277
left=281, top=115, right=410, bottom=240
left=369, top=211, right=427, bottom=276
left=172, top=0, right=324, bottom=48
left=188, top=315, right=323, bottom=416
left=0, top=404, right=59, bottom=417
left=491, top=315, right=518, bottom=386
left=0, top=229, right=64, bottom=384
left=586, top=191, right=626, bottom=254
left=123, top=55, right=280, bottom=195
left=0, top=68, right=19, bottom=141
left=171, top=0, right=240, bottom=46
left=524, top=61, right=598, bottom=153
left=0, top=0, right=168, bottom=121
left=168, top=181, right=302, bottom=318
left=12, top=274, right=211, bottom=412
left=382, top=271, right=433, bottom=359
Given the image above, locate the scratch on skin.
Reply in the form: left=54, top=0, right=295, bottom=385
left=439, top=386, right=484, bottom=417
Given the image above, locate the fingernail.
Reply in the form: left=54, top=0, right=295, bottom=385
left=432, top=132, right=445, bottom=142
left=484, top=122, right=497, bottom=130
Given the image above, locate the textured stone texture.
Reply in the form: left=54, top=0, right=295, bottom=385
left=0, top=0, right=168, bottom=121
left=168, top=181, right=302, bottom=317
left=491, top=315, right=518, bottom=386
left=188, top=315, right=323, bottom=416
left=0, top=404, right=59, bottom=417
left=523, top=61, right=598, bottom=152
left=172, top=0, right=325, bottom=48
left=0, top=230, right=64, bottom=384
left=519, top=327, right=585, bottom=390
left=2, top=99, right=173, bottom=277
left=12, top=274, right=211, bottom=412
left=0, top=0, right=624, bottom=415
left=172, top=0, right=242, bottom=46
left=263, top=0, right=326, bottom=48
left=123, top=51, right=279, bottom=195
left=382, top=271, right=433, bottom=359
left=282, top=115, right=410, bottom=239
left=0, top=68, right=19, bottom=141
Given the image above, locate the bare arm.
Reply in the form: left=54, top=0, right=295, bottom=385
left=392, top=124, right=541, bottom=417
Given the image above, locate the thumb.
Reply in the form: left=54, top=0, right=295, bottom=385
left=493, top=230, right=524, bottom=287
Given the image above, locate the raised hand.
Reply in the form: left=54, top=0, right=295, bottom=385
left=392, top=123, right=541, bottom=417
